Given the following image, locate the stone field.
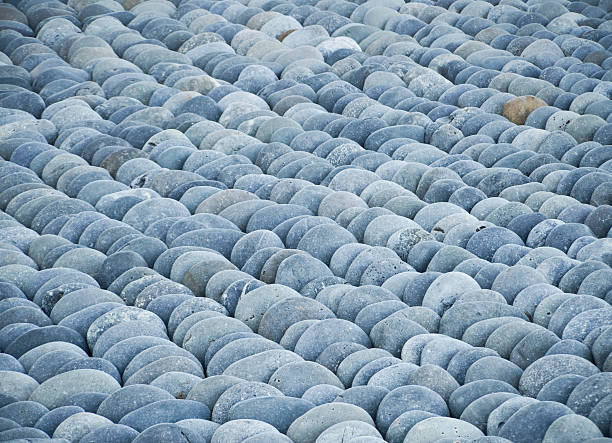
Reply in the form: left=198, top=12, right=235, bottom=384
left=0, top=0, right=611, bottom=441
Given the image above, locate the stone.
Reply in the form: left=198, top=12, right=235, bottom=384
left=287, top=403, right=374, bottom=443
left=502, top=96, right=548, bottom=125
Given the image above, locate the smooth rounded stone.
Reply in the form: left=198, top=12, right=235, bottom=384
left=343, top=246, right=400, bottom=286
left=547, top=295, right=608, bottom=338
left=458, top=390, right=519, bottom=433
left=299, top=274, right=346, bottom=299
left=146, top=293, right=194, bottom=325
left=420, top=272, right=480, bottom=316
left=385, top=226, right=434, bottom=262
left=394, top=271, right=438, bottom=308
left=0, top=304, right=50, bottom=330
left=287, top=402, right=374, bottom=443
left=545, top=338, right=592, bottom=361
left=464, top=354, right=523, bottom=387
left=592, top=327, right=612, bottom=368
left=208, top=380, right=285, bottom=425
left=462, top=225, right=524, bottom=263
left=258, top=296, right=335, bottom=343
left=587, top=390, right=612, bottom=435
left=118, top=399, right=210, bottom=432
left=483, top=395, right=535, bottom=437
left=209, top=418, right=279, bottom=443
left=404, top=416, right=484, bottom=443
left=385, top=410, right=439, bottom=443
left=174, top=373, right=238, bottom=414
left=182, top=315, right=252, bottom=362
left=452, top=255, right=492, bottom=279
left=230, top=282, right=299, bottom=331
left=376, top=385, right=449, bottom=436
left=294, top=318, right=371, bottom=361
left=168, top=419, right=219, bottom=443
left=294, top=224, right=356, bottom=266
left=148, top=370, right=201, bottom=399
left=536, top=374, right=586, bottom=405
left=497, top=401, right=574, bottom=443
left=5, top=324, right=87, bottom=359
left=206, top=336, right=281, bottom=376
left=558, top=262, right=605, bottom=293
left=33, top=406, right=84, bottom=437
left=29, top=198, right=94, bottom=234
left=228, top=230, right=283, bottom=270
left=122, top=198, right=190, bottom=233
left=541, top=413, right=604, bottom=443
left=487, top=264, right=551, bottom=304
left=565, top=115, right=607, bottom=144
left=27, top=347, right=90, bottom=383
left=308, top=340, right=365, bottom=374
left=277, top=320, right=319, bottom=353
left=0, top=351, right=23, bottom=373
left=449, top=379, right=520, bottom=422
left=0, top=280, right=26, bottom=302
left=52, top=247, right=106, bottom=278
left=584, top=206, right=612, bottom=239
left=314, top=420, right=381, bottom=443
left=86, top=305, right=166, bottom=351
left=58, top=386, right=108, bottom=412
left=169, top=249, right=230, bottom=284
left=222, top=349, right=299, bottom=383
left=0, top=424, right=44, bottom=442
left=297, top=383, right=342, bottom=408
left=229, top=397, right=314, bottom=433
left=519, top=354, right=600, bottom=399
left=123, top=343, right=201, bottom=384
left=317, top=191, right=368, bottom=221
left=203, top=330, right=257, bottom=370
left=273, top=252, right=333, bottom=292
left=0, top=400, right=48, bottom=428
left=268, top=360, right=341, bottom=398
left=20, top=235, right=65, bottom=270
left=506, top=323, right=562, bottom=367
left=27, top=369, right=120, bottom=411
left=338, top=208, right=387, bottom=244
left=91, top=318, right=170, bottom=358
left=335, top=286, right=398, bottom=324
left=79, top=423, right=139, bottom=443
left=564, top=373, right=612, bottom=420
left=216, top=277, right=264, bottom=315
left=245, top=204, right=312, bottom=232
left=332, top=383, right=389, bottom=415
left=562, top=308, right=612, bottom=342
left=0, top=369, right=38, bottom=403
left=130, top=422, right=194, bottom=443
left=51, top=410, right=113, bottom=441
left=361, top=361, right=415, bottom=391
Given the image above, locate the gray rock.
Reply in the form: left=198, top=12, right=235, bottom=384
left=228, top=396, right=313, bottom=433
left=287, top=402, right=374, bottom=443
left=119, top=399, right=210, bottom=432
left=376, top=385, right=449, bottom=435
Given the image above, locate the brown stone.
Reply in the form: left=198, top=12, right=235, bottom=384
left=502, top=95, right=548, bottom=125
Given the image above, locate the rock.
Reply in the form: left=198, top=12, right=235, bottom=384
left=287, top=403, right=375, bottom=443
left=119, top=399, right=210, bottom=432
left=30, top=369, right=120, bottom=410
left=405, top=417, right=484, bottom=442
left=376, top=385, right=449, bottom=434
left=228, top=396, right=313, bottom=433
left=502, top=96, right=548, bottom=125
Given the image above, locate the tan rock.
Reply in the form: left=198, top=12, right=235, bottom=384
left=502, top=95, right=548, bottom=125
